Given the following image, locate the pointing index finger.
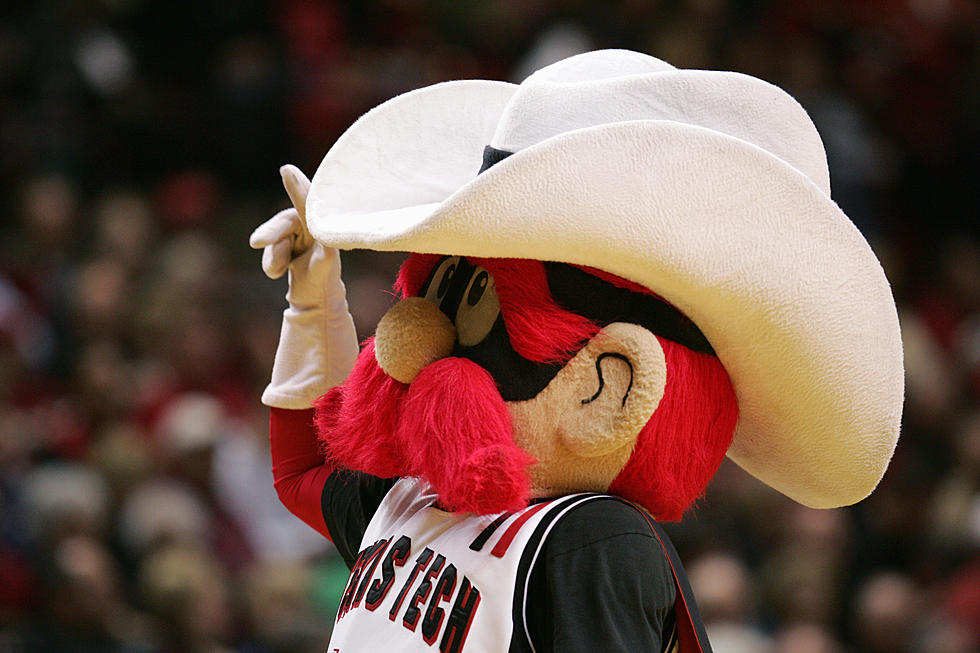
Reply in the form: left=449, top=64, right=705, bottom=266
left=280, top=164, right=313, bottom=252
left=280, top=164, right=311, bottom=224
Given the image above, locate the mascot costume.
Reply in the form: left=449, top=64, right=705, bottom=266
left=249, top=50, right=904, bottom=652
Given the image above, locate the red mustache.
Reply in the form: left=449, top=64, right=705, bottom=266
left=315, top=338, right=534, bottom=514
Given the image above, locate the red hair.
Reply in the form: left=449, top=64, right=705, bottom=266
left=315, top=338, right=411, bottom=477
left=397, top=356, right=534, bottom=513
left=394, top=253, right=442, bottom=298
left=314, top=337, right=535, bottom=515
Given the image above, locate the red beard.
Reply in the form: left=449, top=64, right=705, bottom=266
left=314, top=338, right=535, bottom=514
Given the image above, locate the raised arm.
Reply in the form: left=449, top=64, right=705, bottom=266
left=250, top=165, right=359, bottom=539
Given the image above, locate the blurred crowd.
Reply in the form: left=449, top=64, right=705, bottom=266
left=0, top=1, right=978, bottom=652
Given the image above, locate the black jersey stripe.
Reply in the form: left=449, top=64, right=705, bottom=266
left=469, top=512, right=513, bottom=552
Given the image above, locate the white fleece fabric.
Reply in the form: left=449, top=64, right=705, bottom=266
left=302, top=49, right=904, bottom=509
left=259, top=242, right=359, bottom=409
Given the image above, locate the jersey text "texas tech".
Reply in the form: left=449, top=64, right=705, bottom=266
left=337, top=535, right=481, bottom=653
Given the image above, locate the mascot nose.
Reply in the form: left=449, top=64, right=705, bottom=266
left=375, top=297, right=457, bottom=383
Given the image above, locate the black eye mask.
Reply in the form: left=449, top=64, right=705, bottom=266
left=417, top=257, right=714, bottom=402
left=453, top=317, right=564, bottom=401
left=543, top=262, right=714, bottom=356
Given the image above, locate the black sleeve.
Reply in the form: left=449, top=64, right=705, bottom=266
left=321, top=470, right=398, bottom=568
left=522, top=499, right=677, bottom=652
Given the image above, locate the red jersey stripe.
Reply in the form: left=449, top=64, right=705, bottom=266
left=490, top=501, right=552, bottom=558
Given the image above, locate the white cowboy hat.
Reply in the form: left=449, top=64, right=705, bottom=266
left=304, top=49, right=904, bottom=510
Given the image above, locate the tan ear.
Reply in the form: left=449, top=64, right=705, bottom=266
left=557, top=322, right=666, bottom=457
left=508, top=322, right=666, bottom=495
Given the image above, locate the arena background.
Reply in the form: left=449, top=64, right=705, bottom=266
left=1, top=1, right=979, bottom=652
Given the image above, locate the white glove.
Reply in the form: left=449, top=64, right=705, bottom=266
left=249, top=165, right=359, bottom=409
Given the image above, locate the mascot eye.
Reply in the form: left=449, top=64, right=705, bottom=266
left=456, top=266, right=500, bottom=347
left=424, top=256, right=461, bottom=303
left=467, top=271, right=489, bottom=306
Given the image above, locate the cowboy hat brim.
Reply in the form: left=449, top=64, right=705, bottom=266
left=306, top=81, right=903, bottom=510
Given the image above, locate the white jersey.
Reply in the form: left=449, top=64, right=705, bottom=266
left=325, top=478, right=599, bottom=653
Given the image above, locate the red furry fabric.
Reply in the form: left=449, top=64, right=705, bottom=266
left=397, top=356, right=535, bottom=514
left=608, top=336, right=738, bottom=521
left=314, top=338, right=411, bottom=478
left=394, top=253, right=442, bottom=298
left=314, top=337, right=534, bottom=514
